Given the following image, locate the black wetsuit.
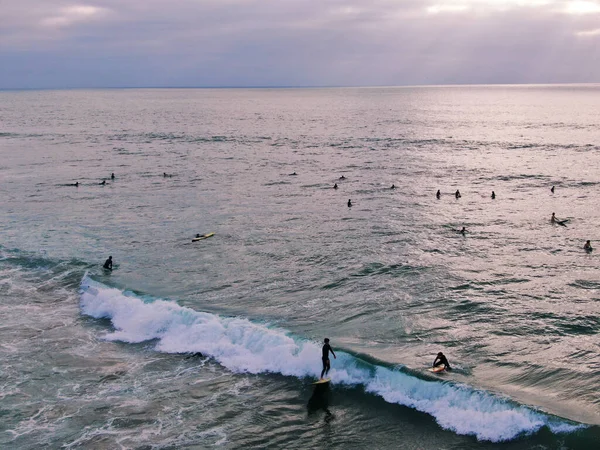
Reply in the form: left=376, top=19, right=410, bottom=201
left=433, top=354, right=451, bottom=370
left=321, top=343, right=336, bottom=378
left=103, top=258, right=112, bottom=270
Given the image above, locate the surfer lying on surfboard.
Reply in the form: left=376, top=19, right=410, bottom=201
left=433, top=352, right=451, bottom=371
left=320, top=338, right=336, bottom=380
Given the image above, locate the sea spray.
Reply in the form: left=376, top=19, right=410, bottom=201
left=80, top=276, right=582, bottom=442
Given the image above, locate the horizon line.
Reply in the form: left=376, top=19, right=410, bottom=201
left=1, top=82, right=599, bottom=92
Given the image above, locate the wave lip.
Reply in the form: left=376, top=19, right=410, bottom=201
left=79, top=276, right=583, bottom=442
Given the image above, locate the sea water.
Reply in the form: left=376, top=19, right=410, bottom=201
left=1, top=86, right=599, bottom=448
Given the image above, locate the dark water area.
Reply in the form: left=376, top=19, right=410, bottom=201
left=1, top=86, right=599, bottom=448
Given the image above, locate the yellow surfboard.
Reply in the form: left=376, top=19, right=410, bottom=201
left=192, top=232, right=214, bottom=242
left=312, top=378, right=331, bottom=385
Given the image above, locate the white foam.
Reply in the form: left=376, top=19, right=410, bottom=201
left=80, top=276, right=582, bottom=442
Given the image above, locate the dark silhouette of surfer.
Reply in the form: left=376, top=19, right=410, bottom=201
left=347, top=199, right=352, bottom=207
left=551, top=186, right=555, bottom=193
left=391, top=184, right=396, bottom=189
left=333, top=183, right=338, bottom=189
left=455, top=190, right=461, bottom=199
left=68, top=182, right=79, bottom=187
left=459, top=227, right=467, bottom=235
left=584, top=240, right=593, bottom=252
left=491, top=191, right=496, bottom=199
left=290, top=172, right=297, bottom=176
left=339, top=175, right=346, bottom=180
left=436, top=190, right=441, bottom=199
left=111, top=173, right=115, bottom=180
left=100, top=180, right=106, bottom=185
left=103, top=256, right=113, bottom=271
left=321, top=338, right=336, bottom=379
left=433, top=352, right=451, bottom=370
left=551, top=212, right=567, bottom=227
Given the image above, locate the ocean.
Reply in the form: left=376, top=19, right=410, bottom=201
left=0, top=85, right=599, bottom=449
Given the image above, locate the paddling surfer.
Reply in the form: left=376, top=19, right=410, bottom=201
left=320, top=338, right=336, bottom=379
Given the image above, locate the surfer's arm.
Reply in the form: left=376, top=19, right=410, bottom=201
left=330, top=348, right=336, bottom=359
left=433, top=357, right=440, bottom=367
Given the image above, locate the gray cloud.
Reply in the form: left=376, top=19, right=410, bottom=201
left=0, top=0, right=599, bottom=88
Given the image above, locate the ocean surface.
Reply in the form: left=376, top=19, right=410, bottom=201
left=1, top=85, right=599, bottom=449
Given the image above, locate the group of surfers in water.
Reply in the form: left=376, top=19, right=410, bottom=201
left=319, top=338, right=451, bottom=381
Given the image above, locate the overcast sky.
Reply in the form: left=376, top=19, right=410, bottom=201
left=1, top=0, right=599, bottom=88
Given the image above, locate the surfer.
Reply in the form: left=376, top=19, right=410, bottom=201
left=551, top=212, right=567, bottom=226
left=491, top=191, right=496, bottom=199
left=185, top=352, right=204, bottom=359
left=68, top=182, right=79, bottom=187
left=339, top=175, right=346, bottom=180
left=195, top=234, right=201, bottom=238
left=347, top=199, right=352, bottom=207
left=100, top=180, right=106, bottom=185
left=391, top=184, right=396, bottom=189
left=333, top=183, right=338, bottom=189
left=163, top=172, right=167, bottom=177
left=551, top=186, right=555, bottom=193
left=455, top=190, right=461, bottom=199
left=436, top=190, right=441, bottom=199
left=290, top=172, right=297, bottom=176
left=459, top=227, right=467, bottom=235
left=111, top=173, right=115, bottom=180
left=103, top=256, right=113, bottom=271
left=433, top=352, right=451, bottom=370
left=584, top=240, right=593, bottom=251
left=321, top=338, right=336, bottom=379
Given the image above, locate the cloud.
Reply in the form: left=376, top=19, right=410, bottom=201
left=40, top=5, right=109, bottom=29
left=0, top=0, right=599, bottom=88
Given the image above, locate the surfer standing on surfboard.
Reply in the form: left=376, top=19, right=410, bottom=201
left=433, top=352, right=451, bottom=370
left=321, top=338, right=336, bottom=380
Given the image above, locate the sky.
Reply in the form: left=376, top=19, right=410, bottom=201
left=1, top=0, right=599, bottom=88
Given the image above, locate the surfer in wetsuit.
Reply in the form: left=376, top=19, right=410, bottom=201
left=391, top=184, right=396, bottom=189
left=339, top=175, right=346, bottom=180
left=103, top=256, right=113, bottom=271
left=551, top=186, right=555, bottom=193
left=433, top=352, right=451, bottom=370
left=347, top=199, right=352, bottom=207
left=455, top=190, right=461, bottom=199
left=100, top=180, right=106, bottom=185
left=333, top=183, right=338, bottom=189
left=111, top=173, right=115, bottom=180
left=436, top=190, right=441, bottom=199
left=459, top=227, right=467, bottom=235
left=491, top=191, right=496, bottom=199
left=584, top=240, right=593, bottom=251
left=551, top=212, right=567, bottom=226
left=321, top=338, right=336, bottom=379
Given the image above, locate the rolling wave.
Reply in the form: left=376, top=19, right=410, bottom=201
left=79, top=276, right=582, bottom=442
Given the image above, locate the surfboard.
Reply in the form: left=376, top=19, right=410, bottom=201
left=312, top=378, right=331, bottom=385
left=192, top=232, right=214, bottom=242
left=429, top=365, right=446, bottom=373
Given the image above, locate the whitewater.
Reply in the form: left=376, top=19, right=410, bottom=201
left=80, top=276, right=581, bottom=443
